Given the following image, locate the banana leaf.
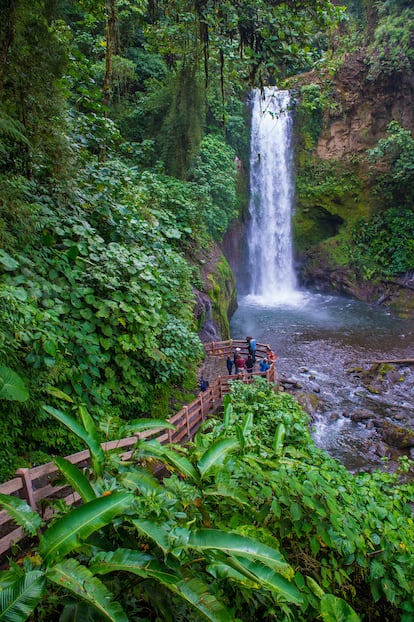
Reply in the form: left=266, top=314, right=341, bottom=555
left=207, top=561, right=259, bottom=587
left=78, top=405, right=101, bottom=450
left=46, top=559, right=128, bottom=622
left=118, top=468, right=163, bottom=495
left=242, top=412, right=254, bottom=436
left=142, top=441, right=199, bottom=481
left=0, top=493, right=42, bottom=536
left=42, top=405, right=105, bottom=478
left=223, top=401, right=234, bottom=427
left=45, top=387, right=74, bottom=403
left=187, top=528, right=290, bottom=574
left=273, top=422, right=286, bottom=455
left=90, top=549, right=233, bottom=622
left=228, top=555, right=303, bottom=605
left=197, top=438, right=239, bottom=478
left=53, top=457, right=96, bottom=503
left=131, top=518, right=170, bottom=553
left=120, top=418, right=176, bottom=436
left=0, top=570, right=45, bottom=622
left=39, top=492, right=134, bottom=562
left=90, top=548, right=171, bottom=581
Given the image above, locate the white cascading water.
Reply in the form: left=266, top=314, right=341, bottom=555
left=247, top=87, right=299, bottom=305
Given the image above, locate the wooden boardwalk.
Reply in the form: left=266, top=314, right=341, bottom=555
left=0, top=340, right=276, bottom=559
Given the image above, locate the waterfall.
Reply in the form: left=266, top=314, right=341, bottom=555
left=247, top=87, right=298, bottom=304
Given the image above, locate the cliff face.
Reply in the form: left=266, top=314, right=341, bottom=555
left=195, top=242, right=238, bottom=342
left=317, top=52, right=414, bottom=160
left=293, top=44, right=414, bottom=317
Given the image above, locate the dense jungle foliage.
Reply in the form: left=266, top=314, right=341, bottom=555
left=1, top=1, right=414, bottom=621
left=0, top=0, right=342, bottom=479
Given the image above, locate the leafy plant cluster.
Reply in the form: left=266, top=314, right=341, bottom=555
left=1, top=379, right=413, bottom=621
left=190, top=134, right=238, bottom=240
left=350, top=207, right=414, bottom=280
left=365, top=4, right=414, bottom=81
left=349, top=120, right=414, bottom=281
left=0, top=163, right=207, bottom=480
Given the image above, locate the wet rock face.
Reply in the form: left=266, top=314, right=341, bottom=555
left=317, top=53, right=414, bottom=160
left=193, top=289, right=222, bottom=342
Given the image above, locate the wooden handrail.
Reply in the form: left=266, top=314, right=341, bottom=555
left=0, top=340, right=277, bottom=560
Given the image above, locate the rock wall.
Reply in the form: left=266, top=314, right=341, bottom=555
left=194, top=243, right=237, bottom=342
left=293, top=46, right=414, bottom=316
left=317, top=52, right=414, bottom=160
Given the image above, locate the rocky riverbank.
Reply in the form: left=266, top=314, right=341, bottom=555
left=279, top=360, right=414, bottom=473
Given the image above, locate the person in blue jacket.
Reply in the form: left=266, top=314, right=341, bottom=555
left=259, top=358, right=270, bottom=375
left=246, top=336, right=257, bottom=361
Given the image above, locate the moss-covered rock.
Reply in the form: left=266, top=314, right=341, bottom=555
left=194, top=243, right=237, bottom=341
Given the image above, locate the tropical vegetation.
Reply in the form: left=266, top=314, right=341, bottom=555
left=0, top=379, right=413, bottom=621
left=1, top=1, right=414, bottom=620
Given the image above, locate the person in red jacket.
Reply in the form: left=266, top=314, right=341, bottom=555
left=236, top=354, right=246, bottom=374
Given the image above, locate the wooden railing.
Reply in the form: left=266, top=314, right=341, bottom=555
left=203, top=338, right=271, bottom=360
left=0, top=342, right=276, bottom=560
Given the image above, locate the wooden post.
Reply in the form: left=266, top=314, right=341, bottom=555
left=200, top=393, right=205, bottom=421
left=15, top=468, right=36, bottom=511
left=184, top=405, right=190, bottom=438
left=217, top=375, right=222, bottom=401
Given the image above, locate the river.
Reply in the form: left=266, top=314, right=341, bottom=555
left=230, top=290, right=414, bottom=471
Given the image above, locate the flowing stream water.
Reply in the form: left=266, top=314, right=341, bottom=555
left=230, top=87, right=414, bottom=471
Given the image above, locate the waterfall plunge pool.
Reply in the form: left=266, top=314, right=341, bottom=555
left=230, top=291, right=414, bottom=472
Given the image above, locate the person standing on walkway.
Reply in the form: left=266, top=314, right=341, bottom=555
left=266, top=346, right=278, bottom=364
left=246, top=336, right=257, bottom=361
left=246, top=354, right=255, bottom=376
left=226, top=356, right=234, bottom=375
left=234, top=347, right=241, bottom=373
left=236, top=353, right=246, bottom=374
left=259, top=358, right=270, bottom=376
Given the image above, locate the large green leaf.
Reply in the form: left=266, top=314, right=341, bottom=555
left=228, top=556, right=303, bottom=605
left=0, top=494, right=42, bottom=536
left=118, top=468, right=163, bottom=495
left=42, top=406, right=105, bottom=478
left=273, top=423, right=286, bottom=455
left=46, top=559, right=128, bottom=622
left=90, top=548, right=169, bottom=581
left=143, top=441, right=199, bottom=481
left=320, top=594, right=361, bottom=621
left=39, top=492, right=134, bottom=562
left=223, top=401, right=234, bottom=427
left=90, top=549, right=232, bottom=622
left=131, top=519, right=170, bottom=553
left=187, top=529, right=290, bottom=574
left=59, top=601, right=102, bottom=622
left=78, top=405, right=104, bottom=478
left=54, top=457, right=96, bottom=503
left=0, top=570, right=45, bottom=622
left=197, top=438, right=239, bottom=478
left=0, top=367, right=28, bottom=402
left=120, top=418, right=176, bottom=436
